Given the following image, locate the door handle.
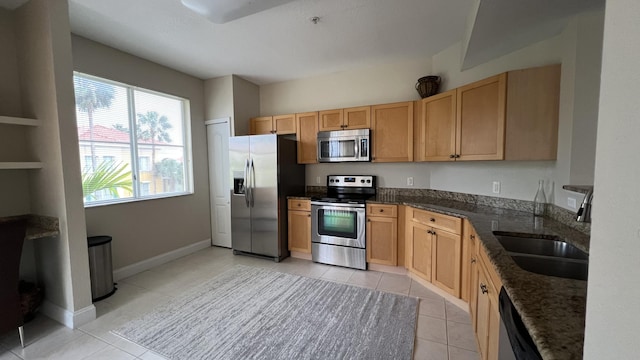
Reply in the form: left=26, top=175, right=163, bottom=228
left=243, top=159, right=250, bottom=208
left=354, top=140, right=359, bottom=159
left=249, top=158, right=255, bottom=207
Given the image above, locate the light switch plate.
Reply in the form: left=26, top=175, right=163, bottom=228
left=492, top=181, right=501, bottom=194
left=407, top=177, right=414, bottom=186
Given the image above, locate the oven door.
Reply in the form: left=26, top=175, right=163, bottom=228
left=311, top=202, right=366, bottom=248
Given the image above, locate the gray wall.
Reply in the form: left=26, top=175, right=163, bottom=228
left=72, top=35, right=211, bottom=270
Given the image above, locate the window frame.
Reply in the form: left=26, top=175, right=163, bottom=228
left=74, top=72, right=194, bottom=208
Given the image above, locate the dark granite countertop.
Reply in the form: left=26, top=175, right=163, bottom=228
left=0, top=214, right=60, bottom=240
left=290, top=193, right=588, bottom=359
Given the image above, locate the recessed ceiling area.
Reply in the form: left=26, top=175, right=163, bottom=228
left=1, top=0, right=605, bottom=85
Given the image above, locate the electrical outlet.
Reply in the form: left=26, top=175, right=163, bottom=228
left=568, top=197, right=577, bottom=209
left=492, top=181, right=501, bottom=194
left=491, top=220, right=499, bottom=231
left=315, top=176, right=321, bottom=184
left=407, top=177, right=414, bottom=186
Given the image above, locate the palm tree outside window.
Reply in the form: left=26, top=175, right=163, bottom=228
left=73, top=72, right=192, bottom=205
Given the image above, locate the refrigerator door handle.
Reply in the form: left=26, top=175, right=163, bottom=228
left=249, top=158, right=255, bottom=207
left=244, top=158, right=250, bottom=208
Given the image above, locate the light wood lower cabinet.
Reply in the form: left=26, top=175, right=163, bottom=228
left=461, top=220, right=478, bottom=303
left=475, top=255, right=501, bottom=360
left=287, top=199, right=311, bottom=253
left=407, top=208, right=462, bottom=296
left=366, top=204, right=398, bottom=266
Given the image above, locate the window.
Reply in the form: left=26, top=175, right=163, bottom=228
left=73, top=72, right=192, bottom=206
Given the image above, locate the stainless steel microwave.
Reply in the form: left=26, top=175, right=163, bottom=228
left=317, top=129, right=371, bottom=162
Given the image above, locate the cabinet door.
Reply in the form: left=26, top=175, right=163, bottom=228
left=366, top=216, right=398, bottom=266
left=461, top=220, right=477, bottom=302
left=419, top=89, right=457, bottom=161
left=431, top=228, right=462, bottom=297
left=296, top=112, right=319, bottom=164
left=456, top=74, right=506, bottom=161
left=371, top=101, right=414, bottom=162
left=344, top=106, right=371, bottom=129
left=288, top=210, right=311, bottom=253
left=475, top=264, right=491, bottom=360
left=318, top=109, right=344, bottom=131
left=409, top=221, right=432, bottom=281
left=273, top=114, right=297, bottom=134
left=250, top=116, right=274, bottom=135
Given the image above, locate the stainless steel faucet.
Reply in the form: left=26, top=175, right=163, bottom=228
left=576, top=188, right=593, bottom=222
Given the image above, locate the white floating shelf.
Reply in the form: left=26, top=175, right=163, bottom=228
left=0, top=115, right=39, bottom=126
left=0, top=162, right=44, bottom=170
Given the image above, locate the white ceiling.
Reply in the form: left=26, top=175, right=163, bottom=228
left=66, top=0, right=473, bottom=85
left=0, top=0, right=604, bottom=85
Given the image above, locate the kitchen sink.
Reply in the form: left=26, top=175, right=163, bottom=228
left=493, top=232, right=589, bottom=281
left=493, top=233, right=588, bottom=260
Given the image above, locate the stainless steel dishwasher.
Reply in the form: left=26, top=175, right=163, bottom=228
left=498, top=287, right=542, bottom=360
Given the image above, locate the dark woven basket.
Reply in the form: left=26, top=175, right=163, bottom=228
left=19, top=281, right=43, bottom=322
left=415, top=76, right=441, bottom=98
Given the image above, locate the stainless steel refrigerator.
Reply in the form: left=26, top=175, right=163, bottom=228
left=229, top=134, right=305, bottom=261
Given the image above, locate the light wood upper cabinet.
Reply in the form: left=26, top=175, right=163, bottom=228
left=318, top=106, right=370, bottom=131
left=250, top=116, right=275, bottom=135
left=371, top=101, right=414, bottom=162
left=273, top=114, right=297, bottom=134
left=296, top=112, right=319, bottom=164
left=250, top=114, right=296, bottom=135
left=416, top=89, right=457, bottom=161
left=318, top=109, right=344, bottom=131
left=504, top=64, right=560, bottom=160
left=456, top=73, right=507, bottom=161
left=344, top=106, right=371, bottom=129
left=416, top=64, right=560, bottom=162
left=366, top=204, right=398, bottom=266
left=288, top=199, right=311, bottom=253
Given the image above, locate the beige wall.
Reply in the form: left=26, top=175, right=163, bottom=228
left=259, top=10, right=603, bottom=211
left=0, top=9, right=31, bottom=218
left=260, top=57, right=432, bottom=115
left=15, top=0, right=93, bottom=323
left=231, top=75, right=259, bottom=136
left=72, top=35, right=211, bottom=270
left=583, top=0, right=640, bottom=357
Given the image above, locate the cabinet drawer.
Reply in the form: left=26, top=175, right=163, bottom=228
left=366, top=203, right=398, bottom=218
left=288, top=199, right=311, bottom=212
left=410, top=208, right=461, bottom=234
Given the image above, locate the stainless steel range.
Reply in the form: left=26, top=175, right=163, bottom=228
left=310, top=175, right=376, bottom=270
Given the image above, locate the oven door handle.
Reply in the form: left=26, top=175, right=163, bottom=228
left=311, top=201, right=366, bottom=208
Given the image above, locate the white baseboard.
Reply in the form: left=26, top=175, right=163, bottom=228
left=41, top=301, right=96, bottom=329
left=113, top=239, right=211, bottom=281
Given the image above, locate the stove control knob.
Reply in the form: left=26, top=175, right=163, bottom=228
left=361, top=179, right=365, bottom=183
left=335, top=179, right=339, bottom=182
left=366, top=179, right=371, bottom=183
left=329, top=179, right=334, bottom=183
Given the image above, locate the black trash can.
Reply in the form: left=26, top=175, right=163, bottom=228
left=87, top=236, right=116, bottom=301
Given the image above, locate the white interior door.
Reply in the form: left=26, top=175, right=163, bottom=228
left=206, top=118, right=232, bottom=248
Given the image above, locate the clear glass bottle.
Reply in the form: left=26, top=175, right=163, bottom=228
left=533, top=180, right=546, bottom=216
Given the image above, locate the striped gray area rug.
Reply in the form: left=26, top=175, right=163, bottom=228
left=113, top=265, right=418, bottom=359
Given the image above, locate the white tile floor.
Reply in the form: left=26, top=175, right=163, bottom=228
left=0, top=246, right=479, bottom=360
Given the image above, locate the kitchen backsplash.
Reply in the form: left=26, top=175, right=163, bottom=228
left=305, top=186, right=590, bottom=235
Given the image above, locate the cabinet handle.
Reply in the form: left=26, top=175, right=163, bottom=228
left=470, top=234, right=475, bottom=240
left=367, top=219, right=371, bottom=222
left=426, top=230, right=432, bottom=235
left=379, top=209, right=384, bottom=212
left=430, top=218, right=435, bottom=222
left=471, top=258, right=476, bottom=264
left=297, top=203, right=301, bottom=207
left=480, top=283, right=488, bottom=294
left=449, top=154, right=455, bottom=159
left=455, top=154, right=461, bottom=158
left=308, top=214, right=311, bottom=217
left=432, top=231, right=437, bottom=236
